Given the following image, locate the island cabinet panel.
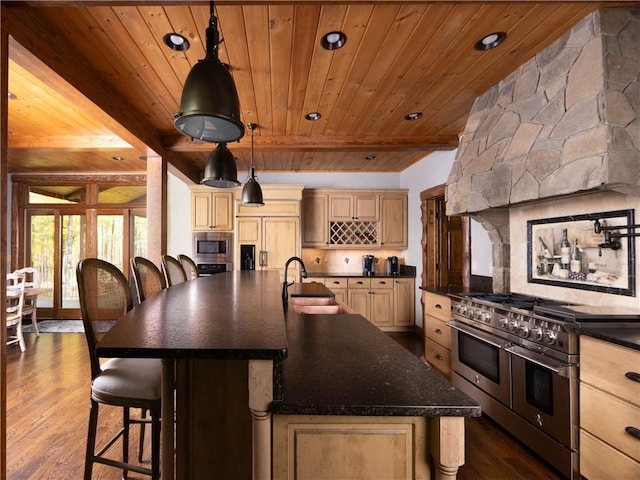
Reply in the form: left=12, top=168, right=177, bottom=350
left=272, top=415, right=430, bottom=480
left=191, top=190, right=233, bottom=231
left=423, top=291, right=452, bottom=378
left=579, top=336, right=640, bottom=479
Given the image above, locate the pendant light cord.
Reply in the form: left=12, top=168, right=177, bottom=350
left=248, top=123, right=257, bottom=171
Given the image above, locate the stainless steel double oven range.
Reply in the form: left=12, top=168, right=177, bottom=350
left=449, top=292, right=640, bottom=479
left=449, top=293, right=580, bottom=478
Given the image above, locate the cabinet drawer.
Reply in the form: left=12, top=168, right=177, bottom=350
left=580, top=429, right=640, bottom=479
left=581, top=383, right=640, bottom=461
left=423, top=292, right=451, bottom=322
left=371, top=278, right=393, bottom=289
left=581, top=336, right=640, bottom=407
left=424, top=338, right=451, bottom=378
left=324, top=278, right=347, bottom=289
left=348, top=278, right=370, bottom=289
left=425, top=315, right=451, bottom=349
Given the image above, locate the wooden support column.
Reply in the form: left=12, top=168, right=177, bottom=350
left=0, top=20, right=8, bottom=480
left=249, top=360, right=274, bottom=480
left=147, top=154, right=167, bottom=264
left=431, top=416, right=465, bottom=480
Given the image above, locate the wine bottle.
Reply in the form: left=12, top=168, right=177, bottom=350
left=538, top=236, right=552, bottom=258
left=560, top=228, right=570, bottom=269
left=570, top=238, right=582, bottom=273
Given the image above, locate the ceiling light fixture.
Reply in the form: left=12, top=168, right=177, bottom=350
left=174, top=0, right=244, bottom=143
left=474, top=32, right=506, bottom=51
left=321, top=31, right=347, bottom=50
left=404, top=112, right=422, bottom=121
left=305, top=112, right=321, bottom=121
left=241, top=123, right=265, bottom=207
left=201, top=143, right=241, bottom=188
left=163, top=33, right=190, bottom=51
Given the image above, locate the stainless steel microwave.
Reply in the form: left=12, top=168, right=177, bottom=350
left=192, top=232, right=233, bottom=262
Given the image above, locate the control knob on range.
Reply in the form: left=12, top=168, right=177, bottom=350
left=543, top=330, right=557, bottom=345
left=517, top=325, right=530, bottom=338
left=531, top=328, right=543, bottom=341
left=508, top=320, right=518, bottom=332
left=479, top=312, right=491, bottom=323
left=499, top=317, right=509, bottom=329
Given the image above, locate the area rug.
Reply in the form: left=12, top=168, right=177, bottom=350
left=22, top=320, right=116, bottom=334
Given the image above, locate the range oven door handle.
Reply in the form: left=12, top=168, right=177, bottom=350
left=505, top=345, right=573, bottom=378
left=447, top=321, right=505, bottom=349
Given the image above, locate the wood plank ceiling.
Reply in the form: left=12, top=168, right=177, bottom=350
left=2, top=1, right=631, bottom=181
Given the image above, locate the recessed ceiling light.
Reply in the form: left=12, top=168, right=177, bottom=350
left=112, top=156, right=124, bottom=161
left=365, top=155, right=376, bottom=160
left=321, top=31, right=347, bottom=50
left=8, top=92, right=17, bottom=100
left=404, top=112, right=422, bottom=121
left=474, top=32, right=506, bottom=51
left=163, top=33, right=190, bottom=52
left=305, top=112, right=321, bottom=121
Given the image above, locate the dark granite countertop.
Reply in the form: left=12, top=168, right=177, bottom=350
left=577, top=324, right=640, bottom=351
left=274, top=311, right=480, bottom=418
left=288, top=282, right=335, bottom=298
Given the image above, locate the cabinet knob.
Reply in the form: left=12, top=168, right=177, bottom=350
left=625, top=426, right=640, bottom=441
left=435, top=353, right=443, bottom=361
left=435, top=304, right=442, bottom=309
left=435, top=328, right=443, bottom=335
left=625, top=372, right=640, bottom=383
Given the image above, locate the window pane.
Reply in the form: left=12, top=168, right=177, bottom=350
left=98, top=185, right=146, bottom=204
left=61, top=215, right=85, bottom=309
left=29, top=186, right=83, bottom=204
left=97, top=215, right=124, bottom=271
left=132, top=214, right=148, bottom=258
left=29, top=215, right=55, bottom=308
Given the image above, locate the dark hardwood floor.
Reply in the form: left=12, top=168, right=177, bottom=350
left=6, top=331, right=564, bottom=479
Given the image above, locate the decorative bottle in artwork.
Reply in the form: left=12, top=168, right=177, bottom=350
left=570, top=238, right=582, bottom=274
left=560, top=229, right=571, bottom=270
left=538, top=237, right=552, bottom=258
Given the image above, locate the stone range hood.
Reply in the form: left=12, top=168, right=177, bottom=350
left=445, top=8, right=640, bottom=293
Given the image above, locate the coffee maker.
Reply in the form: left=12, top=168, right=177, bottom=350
left=362, top=255, right=376, bottom=276
left=386, top=256, right=400, bottom=276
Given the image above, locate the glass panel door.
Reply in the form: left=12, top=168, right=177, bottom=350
left=28, top=214, right=55, bottom=308
left=97, top=215, right=124, bottom=271
left=61, top=215, right=85, bottom=309
left=131, top=212, right=148, bottom=258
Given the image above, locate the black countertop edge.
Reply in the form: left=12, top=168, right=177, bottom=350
left=272, top=404, right=481, bottom=417
left=419, top=286, right=484, bottom=296
left=307, top=272, right=415, bottom=279
left=577, top=326, right=640, bottom=351
left=95, top=347, right=289, bottom=361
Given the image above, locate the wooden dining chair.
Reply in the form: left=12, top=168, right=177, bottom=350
left=130, top=257, right=166, bottom=304
left=161, top=255, right=188, bottom=286
left=178, top=254, right=199, bottom=280
left=14, top=267, right=40, bottom=336
left=76, top=258, right=161, bottom=480
left=6, top=272, right=26, bottom=352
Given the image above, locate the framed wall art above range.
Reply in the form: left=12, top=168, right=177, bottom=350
left=527, top=209, right=635, bottom=296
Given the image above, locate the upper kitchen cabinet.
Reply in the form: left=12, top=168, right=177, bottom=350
left=302, top=189, right=408, bottom=249
left=329, top=193, right=378, bottom=222
left=380, top=193, right=408, bottom=248
left=191, top=188, right=234, bottom=232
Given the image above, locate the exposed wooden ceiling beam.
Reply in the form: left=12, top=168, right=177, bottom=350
left=164, top=134, right=459, bottom=152
left=9, top=135, right=134, bottom=150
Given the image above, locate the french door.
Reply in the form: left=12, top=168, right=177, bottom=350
left=24, top=209, right=147, bottom=319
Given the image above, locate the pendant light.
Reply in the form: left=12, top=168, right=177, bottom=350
left=241, top=123, right=265, bottom=206
left=201, top=143, right=241, bottom=188
left=174, top=0, right=244, bottom=143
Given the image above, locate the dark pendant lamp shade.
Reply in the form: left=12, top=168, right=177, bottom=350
left=174, top=1, right=244, bottom=143
left=241, top=123, right=264, bottom=206
left=201, top=143, right=240, bottom=188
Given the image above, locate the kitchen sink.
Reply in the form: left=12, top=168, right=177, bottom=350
left=289, top=296, right=353, bottom=314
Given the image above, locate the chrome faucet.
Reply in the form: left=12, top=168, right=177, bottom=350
left=282, top=256, right=308, bottom=307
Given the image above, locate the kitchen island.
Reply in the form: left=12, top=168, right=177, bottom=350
left=97, top=270, right=479, bottom=479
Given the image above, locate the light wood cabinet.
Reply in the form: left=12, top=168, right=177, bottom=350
left=380, top=193, right=408, bottom=248
left=329, top=193, right=379, bottom=221
left=191, top=189, right=233, bottom=231
left=302, top=189, right=408, bottom=248
left=302, top=193, right=329, bottom=247
left=236, top=217, right=300, bottom=280
left=393, top=278, right=415, bottom=327
left=348, top=277, right=394, bottom=328
left=423, top=291, right=452, bottom=378
left=579, top=336, right=640, bottom=479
